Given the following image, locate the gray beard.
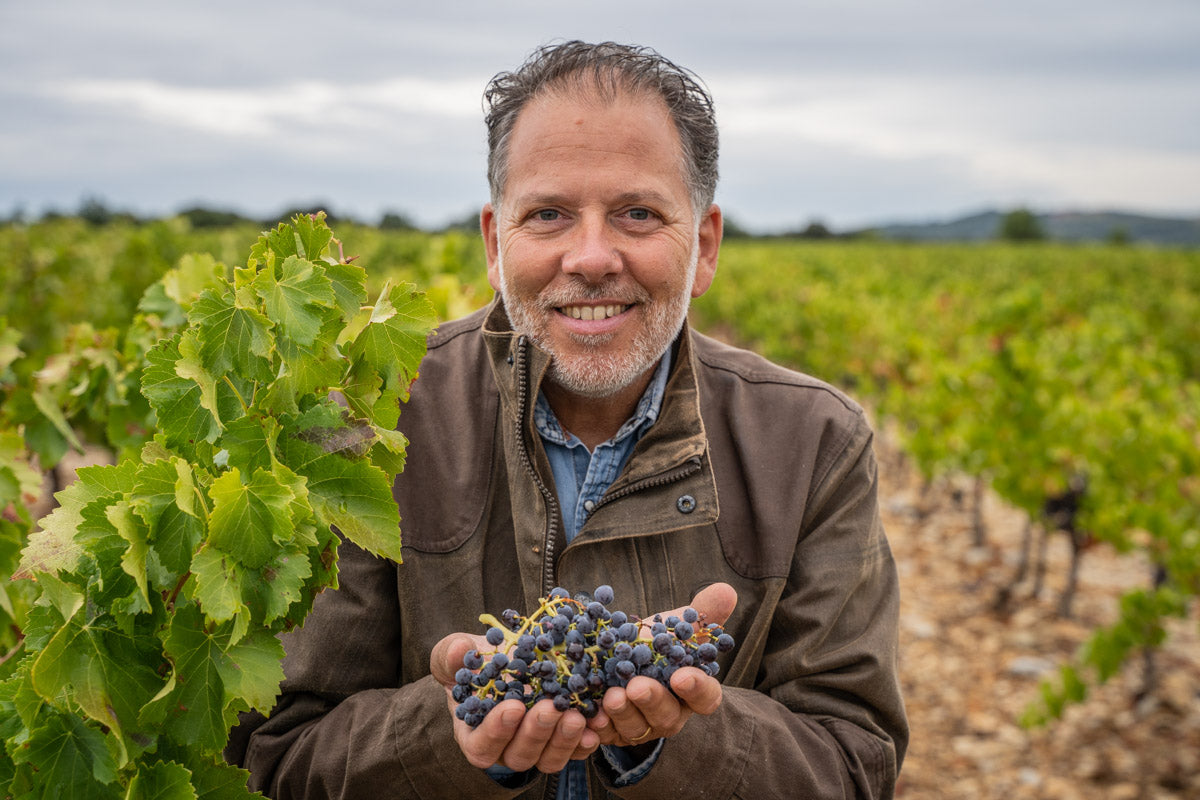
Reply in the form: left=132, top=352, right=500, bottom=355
left=497, top=244, right=698, bottom=399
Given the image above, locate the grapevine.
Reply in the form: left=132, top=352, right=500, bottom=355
left=0, top=213, right=437, bottom=797
left=453, top=585, right=736, bottom=726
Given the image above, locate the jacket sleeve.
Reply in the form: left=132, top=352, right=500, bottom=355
left=597, top=418, right=907, bottom=799
left=227, top=538, right=546, bottom=800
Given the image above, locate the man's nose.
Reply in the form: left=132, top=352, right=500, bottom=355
left=561, top=215, right=622, bottom=282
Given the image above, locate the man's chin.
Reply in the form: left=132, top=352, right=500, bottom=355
left=545, top=361, right=646, bottom=400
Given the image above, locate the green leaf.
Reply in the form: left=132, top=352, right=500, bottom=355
left=160, top=253, right=225, bottom=310
left=31, top=611, right=164, bottom=761
left=20, top=463, right=138, bottom=578
left=206, top=468, right=294, bottom=569
left=189, top=545, right=249, bottom=627
left=217, top=416, right=279, bottom=476
left=369, top=425, right=410, bottom=475
left=108, top=498, right=151, bottom=610
left=12, top=710, right=121, bottom=800
left=176, top=330, right=226, bottom=432
left=142, top=336, right=221, bottom=452
left=31, top=387, right=86, bottom=455
left=252, top=255, right=335, bottom=346
left=346, top=281, right=435, bottom=428
left=219, top=629, right=285, bottom=713
left=277, top=435, right=401, bottom=563
left=127, top=760, right=198, bottom=800
left=264, top=315, right=345, bottom=415
left=154, top=607, right=236, bottom=754
left=191, top=762, right=258, bottom=800
left=132, top=457, right=197, bottom=529
left=250, top=213, right=333, bottom=264
left=323, top=259, right=369, bottom=322
left=187, top=288, right=274, bottom=382
left=248, top=544, right=312, bottom=626
left=153, top=503, right=206, bottom=582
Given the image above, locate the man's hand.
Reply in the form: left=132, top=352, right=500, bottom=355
left=430, top=631, right=601, bottom=773
left=588, top=582, right=738, bottom=747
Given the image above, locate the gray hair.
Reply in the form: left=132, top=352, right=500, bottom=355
left=483, top=40, right=719, bottom=217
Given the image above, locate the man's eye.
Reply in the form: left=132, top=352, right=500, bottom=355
left=535, top=209, right=560, bottom=221
left=628, top=208, right=651, bottom=221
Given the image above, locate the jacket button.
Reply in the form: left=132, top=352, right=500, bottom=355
left=676, top=494, right=696, bottom=514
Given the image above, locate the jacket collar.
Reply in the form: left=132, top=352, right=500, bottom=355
left=480, top=297, right=711, bottom=491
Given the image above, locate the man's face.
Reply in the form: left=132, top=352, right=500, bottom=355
left=482, top=88, right=721, bottom=399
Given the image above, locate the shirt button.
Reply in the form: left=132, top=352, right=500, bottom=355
left=677, top=495, right=697, bottom=514
left=583, top=500, right=596, bottom=513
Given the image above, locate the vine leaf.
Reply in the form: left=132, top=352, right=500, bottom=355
left=187, top=288, right=274, bottom=382
left=251, top=255, right=335, bottom=347
left=12, top=712, right=120, bottom=799
left=30, top=611, right=164, bottom=762
left=206, top=468, right=294, bottom=570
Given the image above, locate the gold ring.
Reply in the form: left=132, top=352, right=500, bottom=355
left=630, top=725, right=654, bottom=744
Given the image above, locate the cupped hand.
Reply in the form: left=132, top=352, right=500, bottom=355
left=588, top=582, right=738, bottom=747
left=430, top=631, right=601, bottom=773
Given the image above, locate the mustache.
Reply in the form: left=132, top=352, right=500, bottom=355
left=534, top=279, right=652, bottom=309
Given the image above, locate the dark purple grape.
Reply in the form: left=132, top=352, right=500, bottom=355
left=594, top=585, right=614, bottom=605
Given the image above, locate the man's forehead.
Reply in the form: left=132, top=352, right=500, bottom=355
left=522, top=82, right=671, bottom=123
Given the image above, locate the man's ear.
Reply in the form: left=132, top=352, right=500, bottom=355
left=691, top=204, right=723, bottom=298
left=481, top=203, right=502, bottom=292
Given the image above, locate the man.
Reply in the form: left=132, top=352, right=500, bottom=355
left=230, top=41, right=907, bottom=799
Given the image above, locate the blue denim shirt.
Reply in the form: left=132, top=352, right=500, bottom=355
left=488, top=353, right=672, bottom=798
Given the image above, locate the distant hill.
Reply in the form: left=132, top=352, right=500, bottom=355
left=860, top=210, right=1200, bottom=246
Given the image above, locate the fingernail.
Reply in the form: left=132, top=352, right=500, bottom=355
left=500, top=706, right=524, bottom=728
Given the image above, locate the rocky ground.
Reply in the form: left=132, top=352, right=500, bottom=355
left=875, top=433, right=1200, bottom=800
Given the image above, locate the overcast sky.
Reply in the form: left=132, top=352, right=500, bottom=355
left=3, top=1, right=1199, bottom=232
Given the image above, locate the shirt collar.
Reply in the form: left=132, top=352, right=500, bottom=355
left=534, top=350, right=673, bottom=448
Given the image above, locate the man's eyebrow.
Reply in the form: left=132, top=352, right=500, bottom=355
left=513, top=190, right=675, bottom=208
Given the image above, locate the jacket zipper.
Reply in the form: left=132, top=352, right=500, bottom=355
left=512, top=337, right=564, bottom=800
left=514, top=339, right=701, bottom=800
left=512, top=336, right=564, bottom=599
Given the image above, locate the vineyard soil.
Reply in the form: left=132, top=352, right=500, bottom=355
left=876, top=423, right=1200, bottom=799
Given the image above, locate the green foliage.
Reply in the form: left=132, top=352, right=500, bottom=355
left=0, top=214, right=436, bottom=797
left=691, top=239, right=1200, bottom=724
left=998, top=207, right=1046, bottom=242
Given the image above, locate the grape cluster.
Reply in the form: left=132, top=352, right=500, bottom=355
left=452, top=585, right=736, bottom=727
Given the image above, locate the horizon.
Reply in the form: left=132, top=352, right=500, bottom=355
left=4, top=2, right=1199, bottom=233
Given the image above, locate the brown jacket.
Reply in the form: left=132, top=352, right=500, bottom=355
left=230, top=301, right=908, bottom=799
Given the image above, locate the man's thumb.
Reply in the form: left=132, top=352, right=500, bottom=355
left=688, top=582, right=738, bottom=627
left=429, top=633, right=478, bottom=687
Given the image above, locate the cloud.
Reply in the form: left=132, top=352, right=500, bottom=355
left=44, top=76, right=482, bottom=139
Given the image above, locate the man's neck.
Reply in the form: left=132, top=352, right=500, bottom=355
left=541, top=365, right=657, bottom=451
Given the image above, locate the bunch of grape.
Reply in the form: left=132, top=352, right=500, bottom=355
left=452, top=585, right=736, bottom=727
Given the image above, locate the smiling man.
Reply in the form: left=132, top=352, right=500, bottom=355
left=230, top=41, right=908, bottom=800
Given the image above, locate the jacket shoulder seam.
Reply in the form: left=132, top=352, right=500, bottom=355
left=692, top=334, right=862, bottom=416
